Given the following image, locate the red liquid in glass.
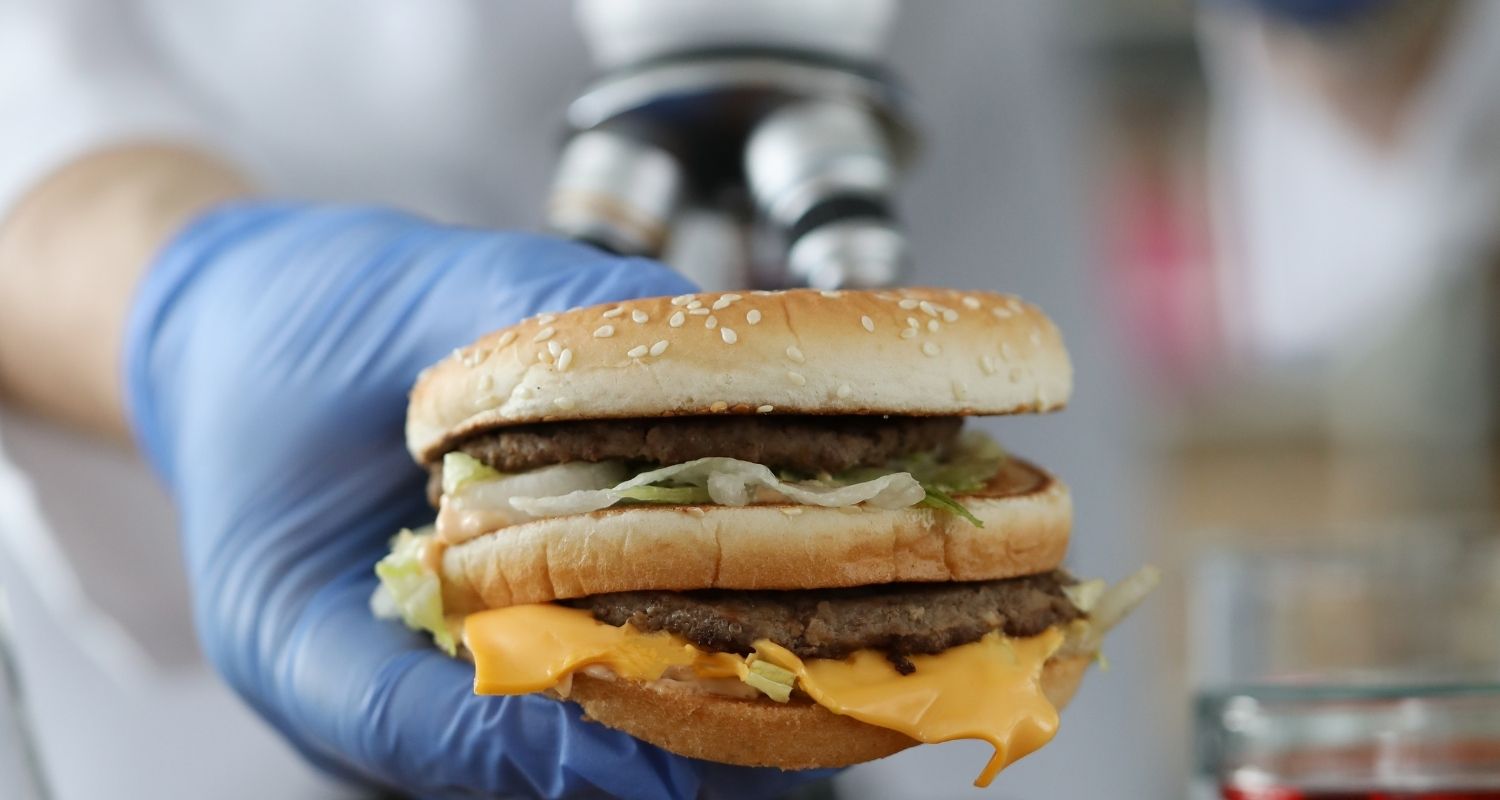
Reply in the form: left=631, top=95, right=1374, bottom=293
left=1224, top=788, right=1500, bottom=800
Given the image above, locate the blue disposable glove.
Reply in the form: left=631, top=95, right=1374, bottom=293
left=124, top=203, right=831, bottom=800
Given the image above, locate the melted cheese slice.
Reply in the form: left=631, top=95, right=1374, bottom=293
left=753, top=631, right=1063, bottom=786
left=464, top=604, right=1063, bottom=786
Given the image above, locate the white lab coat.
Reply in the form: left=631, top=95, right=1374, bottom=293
left=1201, top=2, right=1500, bottom=368
left=0, top=2, right=1172, bottom=798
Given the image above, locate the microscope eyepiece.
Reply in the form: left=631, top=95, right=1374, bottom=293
left=547, top=129, right=683, bottom=258
left=745, top=101, right=908, bottom=287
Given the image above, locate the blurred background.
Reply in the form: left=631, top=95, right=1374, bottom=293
left=2, top=0, right=1499, bottom=798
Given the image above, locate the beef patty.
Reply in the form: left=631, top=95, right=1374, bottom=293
left=429, top=415, right=964, bottom=503
left=568, top=572, right=1081, bottom=674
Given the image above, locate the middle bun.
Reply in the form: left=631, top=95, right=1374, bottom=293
left=439, top=462, right=1072, bottom=613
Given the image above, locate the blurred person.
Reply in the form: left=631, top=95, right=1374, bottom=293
left=0, top=1, right=1164, bottom=799
left=1200, top=0, right=1500, bottom=465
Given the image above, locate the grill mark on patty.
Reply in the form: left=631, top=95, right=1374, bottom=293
left=427, top=414, right=964, bottom=505
left=566, top=572, right=1081, bottom=667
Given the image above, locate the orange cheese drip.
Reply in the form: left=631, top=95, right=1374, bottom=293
left=463, top=604, right=1064, bottom=786
left=753, top=629, right=1063, bottom=786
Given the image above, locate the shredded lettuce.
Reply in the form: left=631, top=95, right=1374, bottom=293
left=742, top=656, right=796, bottom=702
left=1069, top=566, right=1160, bottom=654
left=887, top=430, right=1007, bottom=492
left=1062, top=579, right=1107, bottom=613
left=839, top=430, right=1006, bottom=527
left=371, top=528, right=455, bottom=656
left=919, top=486, right=984, bottom=527
left=443, top=452, right=502, bottom=496
left=616, top=485, right=715, bottom=505
left=452, top=431, right=1006, bottom=527
left=510, top=457, right=926, bottom=518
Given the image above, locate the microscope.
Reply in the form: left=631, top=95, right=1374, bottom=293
left=547, top=0, right=916, bottom=291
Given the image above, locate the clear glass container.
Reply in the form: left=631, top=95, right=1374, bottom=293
left=1191, top=522, right=1500, bottom=799
left=1198, top=681, right=1500, bottom=799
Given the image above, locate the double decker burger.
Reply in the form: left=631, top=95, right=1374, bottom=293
left=373, top=288, right=1156, bottom=785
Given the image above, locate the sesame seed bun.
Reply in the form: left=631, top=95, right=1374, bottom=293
left=438, top=460, right=1071, bottom=612
left=556, top=650, right=1090, bottom=770
left=406, top=288, right=1072, bottom=464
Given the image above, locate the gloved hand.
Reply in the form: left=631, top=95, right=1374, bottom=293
left=125, top=203, right=830, bottom=799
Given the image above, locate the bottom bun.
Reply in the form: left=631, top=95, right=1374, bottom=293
left=557, top=654, right=1090, bottom=770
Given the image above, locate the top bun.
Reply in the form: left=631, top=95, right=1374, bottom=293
left=407, top=288, right=1072, bottom=464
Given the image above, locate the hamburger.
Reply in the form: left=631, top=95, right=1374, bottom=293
left=372, top=288, right=1156, bottom=785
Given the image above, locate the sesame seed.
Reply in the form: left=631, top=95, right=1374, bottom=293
left=836, top=384, right=852, bottom=399
left=650, top=340, right=669, bottom=356
left=1001, top=342, right=1015, bottom=360
left=900, top=328, right=918, bottom=339
left=927, top=319, right=940, bottom=333
left=627, top=345, right=648, bottom=358
left=496, top=330, right=518, bottom=347
left=705, top=315, right=719, bottom=329
left=942, top=309, right=959, bottom=323
left=720, top=327, right=738, bottom=344
left=594, top=325, right=615, bottom=338
left=952, top=380, right=968, bottom=400
left=875, top=292, right=898, bottom=301
left=992, top=307, right=1014, bottom=319
left=533, top=326, right=556, bottom=342
left=557, top=348, right=574, bottom=371
left=757, top=404, right=774, bottom=414
left=602, top=306, right=626, bottom=319
left=712, top=296, right=733, bottom=310
left=710, top=401, right=729, bottom=412
left=671, top=294, right=693, bottom=306
left=780, top=507, right=804, bottom=516
left=631, top=310, right=649, bottom=324
left=961, top=296, right=982, bottom=310
left=666, top=311, right=684, bottom=328
left=688, top=307, right=710, bottom=316
left=752, top=290, right=775, bottom=296
left=537, top=350, right=552, bottom=365
left=919, top=301, right=938, bottom=317
left=787, top=371, right=807, bottom=386
left=980, top=356, right=997, bottom=374
left=478, top=374, right=494, bottom=391
left=721, top=293, right=742, bottom=303
left=1030, top=329, right=1042, bottom=346
left=686, top=299, right=704, bottom=310
left=898, top=298, right=920, bottom=310
left=537, top=314, right=557, bottom=325
left=746, top=309, right=762, bottom=325
left=554, top=397, right=575, bottom=410
left=1007, top=297, right=1024, bottom=311
left=785, top=345, right=805, bottom=363
left=860, top=315, right=875, bottom=333
left=922, top=342, right=941, bottom=357
left=547, top=340, right=562, bottom=357
left=820, top=290, right=841, bottom=298
left=906, top=317, right=919, bottom=329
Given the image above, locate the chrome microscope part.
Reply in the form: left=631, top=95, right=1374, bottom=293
left=548, top=1, right=917, bottom=289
